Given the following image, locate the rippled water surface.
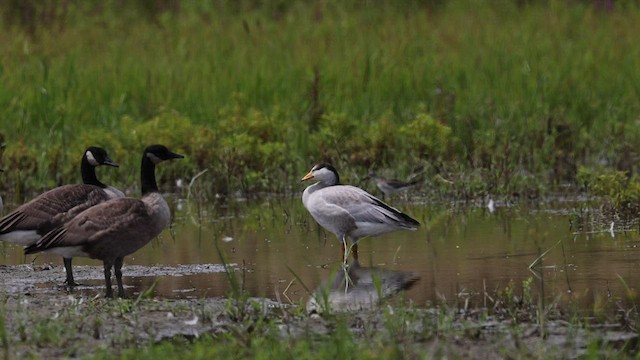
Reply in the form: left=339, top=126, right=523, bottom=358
left=2, top=195, right=639, bottom=309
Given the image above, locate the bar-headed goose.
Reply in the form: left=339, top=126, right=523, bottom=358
left=25, top=145, right=184, bottom=298
left=302, top=163, right=420, bottom=262
left=0, top=146, right=122, bottom=285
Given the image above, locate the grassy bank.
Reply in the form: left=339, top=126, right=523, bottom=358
left=1, top=1, right=640, bottom=200
left=0, top=283, right=634, bottom=359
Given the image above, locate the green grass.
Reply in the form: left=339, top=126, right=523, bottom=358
left=98, top=327, right=377, bottom=360
left=89, top=298, right=633, bottom=360
left=1, top=1, right=640, bottom=199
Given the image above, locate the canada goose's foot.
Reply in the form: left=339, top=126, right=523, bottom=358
left=63, top=279, right=82, bottom=288
left=57, top=279, right=81, bottom=293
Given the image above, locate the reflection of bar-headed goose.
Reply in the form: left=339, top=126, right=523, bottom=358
left=25, top=145, right=184, bottom=298
left=307, top=259, right=419, bottom=313
left=0, top=146, right=122, bottom=286
left=302, top=163, right=420, bottom=261
left=368, top=172, right=420, bottom=196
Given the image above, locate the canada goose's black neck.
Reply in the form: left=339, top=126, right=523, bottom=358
left=81, top=156, right=106, bottom=188
left=141, top=155, right=159, bottom=195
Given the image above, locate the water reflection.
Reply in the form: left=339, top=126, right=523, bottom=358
left=306, top=259, right=419, bottom=313
left=1, top=196, right=639, bottom=310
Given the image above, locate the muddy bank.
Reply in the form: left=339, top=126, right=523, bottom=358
left=1, top=292, right=637, bottom=359
left=0, top=263, right=231, bottom=297
left=0, top=262, right=637, bottom=359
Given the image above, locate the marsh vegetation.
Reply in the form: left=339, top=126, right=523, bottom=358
left=1, top=0, right=640, bottom=202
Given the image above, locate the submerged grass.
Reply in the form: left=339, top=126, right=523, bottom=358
left=1, top=1, right=640, bottom=200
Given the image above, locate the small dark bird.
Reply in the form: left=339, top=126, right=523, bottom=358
left=302, top=163, right=420, bottom=262
left=25, top=145, right=184, bottom=298
left=0, top=147, right=122, bottom=286
left=368, top=172, right=420, bottom=196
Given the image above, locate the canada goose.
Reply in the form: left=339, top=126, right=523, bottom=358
left=25, top=145, right=184, bottom=298
left=367, top=172, right=420, bottom=196
left=302, top=163, right=420, bottom=262
left=0, top=147, right=122, bottom=286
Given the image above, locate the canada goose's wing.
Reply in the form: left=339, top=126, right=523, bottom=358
left=29, top=198, right=150, bottom=252
left=0, top=184, right=112, bottom=234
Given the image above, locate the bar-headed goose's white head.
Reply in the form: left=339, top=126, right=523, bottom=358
left=301, top=163, right=340, bottom=186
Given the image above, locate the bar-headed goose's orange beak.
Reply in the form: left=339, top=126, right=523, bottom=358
left=301, top=171, right=314, bottom=182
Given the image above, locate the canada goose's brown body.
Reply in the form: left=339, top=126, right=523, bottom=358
left=0, top=147, right=122, bottom=285
left=25, top=145, right=183, bottom=298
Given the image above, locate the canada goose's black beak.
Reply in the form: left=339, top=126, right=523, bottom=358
left=0, top=168, right=4, bottom=172
left=168, top=152, right=185, bottom=160
left=103, top=157, right=119, bottom=168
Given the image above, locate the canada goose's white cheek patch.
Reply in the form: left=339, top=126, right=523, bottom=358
left=86, top=151, right=99, bottom=166
left=146, top=153, right=163, bottom=164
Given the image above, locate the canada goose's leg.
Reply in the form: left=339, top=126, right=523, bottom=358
left=63, top=257, right=80, bottom=288
left=114, top=257, right=125, bottom=298
left=103, top=261, right=113, bottom=298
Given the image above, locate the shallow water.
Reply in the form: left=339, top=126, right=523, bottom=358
left=1, top=195, right=639, bottom=309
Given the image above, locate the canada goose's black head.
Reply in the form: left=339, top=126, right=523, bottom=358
left=301, top=162, right=340, bottom=185
left=140, top=145, right=184, bottom=195
left=144, top=145, right=185, bottom=165
left=84, top=147, right=119, bottom=168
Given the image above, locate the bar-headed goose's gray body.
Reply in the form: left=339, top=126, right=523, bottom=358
left=0, top=147, right=122, bottom=285
left=368, top=172, right=420, bottom=195
left=302, top=163, right=419, bottom=261
left=25, top=145, right=184, bottom=298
